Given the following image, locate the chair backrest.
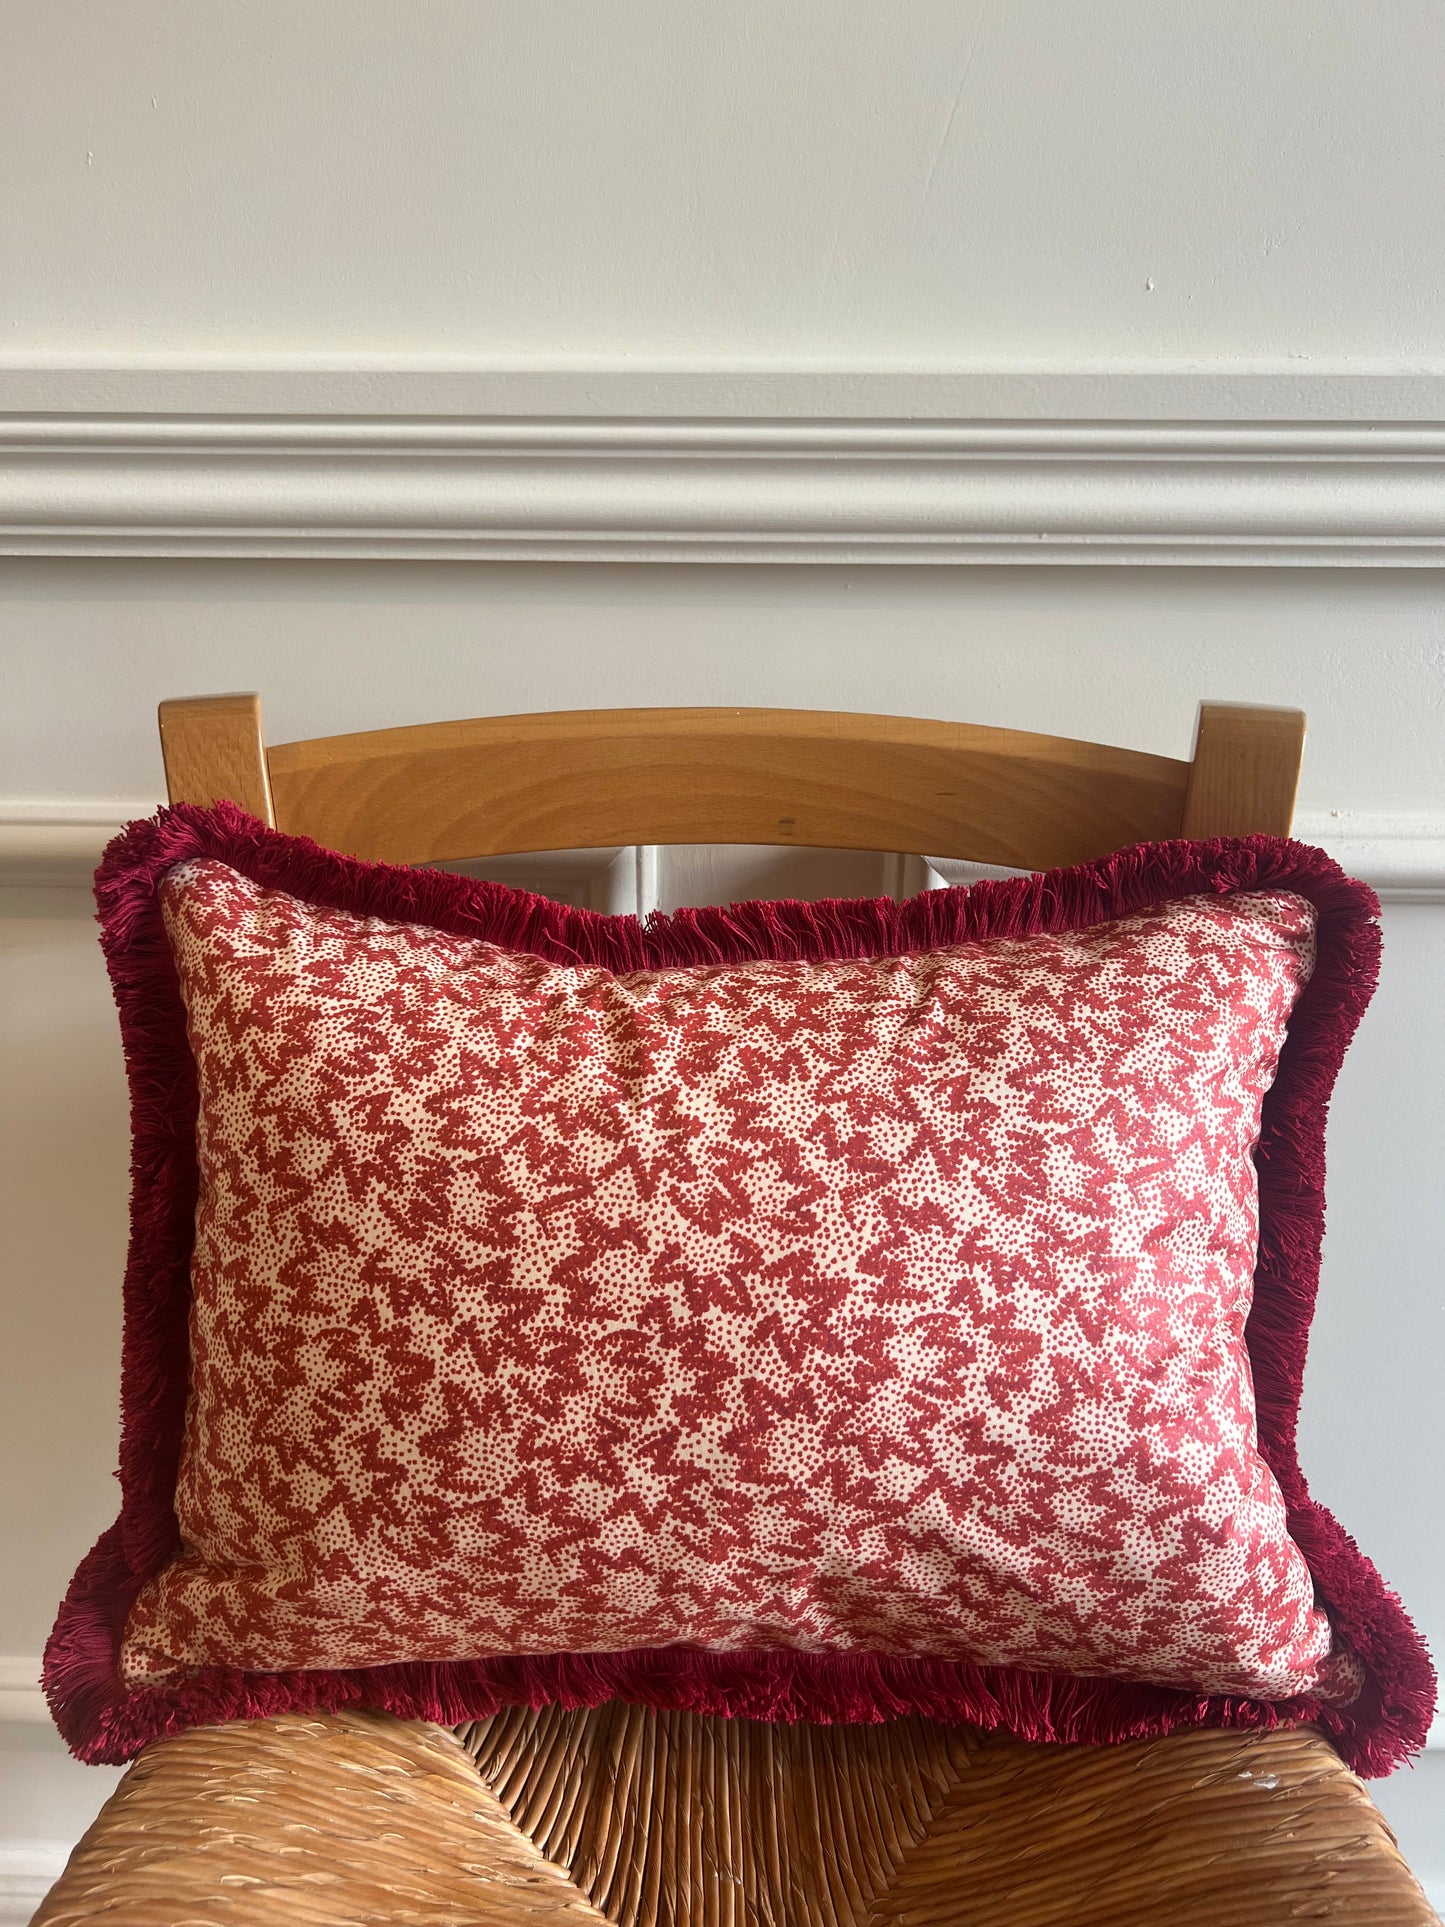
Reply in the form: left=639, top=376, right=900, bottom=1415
left=157, top=695, right=1304, bottom=870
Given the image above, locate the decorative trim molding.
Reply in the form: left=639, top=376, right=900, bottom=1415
left=0, top=808, right=647, bottom=910
left=0, top=800, right=158, bottom=890
left=1291, top=813, right=1445, bottom=905
left=5, top=395, right=1445, bottom=563
left=2, top=802, right=1442, bottom=903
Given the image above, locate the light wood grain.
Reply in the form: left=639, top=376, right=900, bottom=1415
left=160, top=696, right=1305, bottom=869
left=158, top=693, right=275, bottom=824
left=264, top=706, right=1193, bottom=869
left=1180, top=702, right=1305, bottom=839
left=34, top=1711, right=1434, bottom=1926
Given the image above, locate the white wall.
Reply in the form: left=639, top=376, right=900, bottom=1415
left=3, top=3, right=1444, bottom=1918
left=7, top=0, right=1445, bottom=364
left=2, top=560, right=1444, bottom=808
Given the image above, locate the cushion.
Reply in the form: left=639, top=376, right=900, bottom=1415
left=45, top=804, right=1435, bottom=1771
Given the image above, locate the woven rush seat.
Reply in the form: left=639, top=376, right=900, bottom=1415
left=34, top=1705, right=1436, bottom=1925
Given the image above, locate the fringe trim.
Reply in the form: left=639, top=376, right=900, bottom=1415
left=44, top=803, right=1436, bottom=1774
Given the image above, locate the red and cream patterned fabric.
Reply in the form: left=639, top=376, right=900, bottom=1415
left=121, top=857, right=1346, bottom=1702
left=45, top=806, right=1436, bottom=1771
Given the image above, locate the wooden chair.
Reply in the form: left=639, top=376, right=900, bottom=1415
left=37, top=697, right=1435, bottom=1927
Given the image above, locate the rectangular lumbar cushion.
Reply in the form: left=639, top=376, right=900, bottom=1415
left=45, top=805, right=1434, bottom=1773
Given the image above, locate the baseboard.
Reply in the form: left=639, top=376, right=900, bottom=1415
left=5, top=364, right=1445, bottom=563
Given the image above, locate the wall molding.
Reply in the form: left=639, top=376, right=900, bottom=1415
left=5, top=414, right=1445, bottom=566
left=0, top=807, right=650, bottom=910
left=4, top=367, right=1445, bottom=564
left=1290, top=812, right=1445, bottom=905
left=0, top=801, right=158, bottom=891
left=2, top=801, right=1443, bottom=903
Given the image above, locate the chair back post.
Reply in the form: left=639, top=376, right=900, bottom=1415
left=1180, top=703, right=1305, bottom=839
left=159, top=692, right=275, bottom=825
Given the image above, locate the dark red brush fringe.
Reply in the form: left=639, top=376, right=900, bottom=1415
left=44, top=803, right=1436, bottom=1773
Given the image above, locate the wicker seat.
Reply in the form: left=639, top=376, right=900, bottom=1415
left=34, top=695, right=1437, bottom=1922
left=35, top=1710, right=1434, bottom=1924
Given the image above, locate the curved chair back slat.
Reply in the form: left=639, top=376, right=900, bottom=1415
left=158, top=696, right=1305, bottom=866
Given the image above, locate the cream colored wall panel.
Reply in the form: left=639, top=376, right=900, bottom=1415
left=7, top=2, right=1445, bottom=362
left=2, top=562, right=1444, bottom=813
left=0, top=910, right=127, bottom=1655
